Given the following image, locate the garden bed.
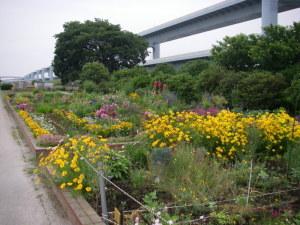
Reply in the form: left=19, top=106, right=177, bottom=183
left=5, top=90, right=300, bottom=225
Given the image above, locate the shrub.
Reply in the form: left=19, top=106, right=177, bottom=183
left=112, top=66, right=148, bottom=80
left=82, top=80, right=98, bottom=93
left=167, top=73, right=198, bottom=103
left=216, top=71, right=247, bottom=106
left=152, top=63, right=176, bottom=75
left=232, top=71, right=288, bottom=110
left=284, top=79, right=300, bottom=112
left=151, top=71, right=171, bottom=83
left=179, top=59, right=210, bottom=76
left=196, top=65, right=228, bottom=94
left=125, top=75, right=152, bottom=93
left=0, top=83, right=13, bottom=90
left=80, top=62, right=109, bottom=83
left=280, top=63, right=300, bottom=83
left=112, top=67, right=149, bottom=92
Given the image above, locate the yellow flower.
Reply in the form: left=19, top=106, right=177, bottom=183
left=75, top=184, right=83, bottom=190
left=60, top=183, right=66, bottom=189
left=61, top=171, right=67, bottom=177
left=85, top=187, right=92, bottom=192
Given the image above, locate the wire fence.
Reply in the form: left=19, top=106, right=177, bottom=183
left=77, top=151, right=300, bottom=225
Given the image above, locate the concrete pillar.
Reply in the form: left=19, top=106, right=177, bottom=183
left=41, top=70, right=45, bottom=81
left=152, top=43, right=160, bottom=59
left=48, top=67, right=54, bottom=80
left=262, top=0, right=278, bottom=29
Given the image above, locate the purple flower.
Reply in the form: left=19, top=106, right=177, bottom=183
left=95, top=103, right=118, bottom=119
left=192, top=107, right=219, bottom=116
left=17, top=103, right=28, bottom=110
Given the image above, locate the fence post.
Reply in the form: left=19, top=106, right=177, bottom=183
left=246, top=159, right=253, bottom=206
left=98, top=162, right=108, bottom=225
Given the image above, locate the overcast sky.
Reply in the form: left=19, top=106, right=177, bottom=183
left=0, top=0, right=299, bottom=77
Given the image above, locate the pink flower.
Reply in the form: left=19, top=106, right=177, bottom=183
left=95, top=103, right=118, bottom=119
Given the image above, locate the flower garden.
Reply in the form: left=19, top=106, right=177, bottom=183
left=4, top=88, right=300, bottom=225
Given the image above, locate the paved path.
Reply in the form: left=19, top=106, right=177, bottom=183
left=0, top=95, right=71, bottom=225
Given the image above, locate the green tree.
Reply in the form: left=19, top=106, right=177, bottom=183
left=79, top=62, right=109, bottom=84
left=212, top=34, right=258, bottom=71
left=212, top=22, right=300, bottom=72
left=250, top=24, right=300, bottom=71
left=53, top=19, right=148, bottom=84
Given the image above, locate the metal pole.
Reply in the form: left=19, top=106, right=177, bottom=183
left=246, top=159, right=253, bottom=206
left=98, top=162, right=108, bottom=225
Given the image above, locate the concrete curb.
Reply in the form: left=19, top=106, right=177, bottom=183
left=4, top=97, right=104, bottom=225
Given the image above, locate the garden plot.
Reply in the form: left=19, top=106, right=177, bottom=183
left=6, top=90, right=300, bottom=225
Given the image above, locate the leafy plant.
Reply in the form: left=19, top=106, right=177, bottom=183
left=0, top=83, right=13, bottom=90
left=80, top=62, right=109, bottom=84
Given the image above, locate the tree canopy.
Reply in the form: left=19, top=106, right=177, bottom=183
left=212, top=22, right=300, bottom=72
left=53, top=19, right=148, bottom=84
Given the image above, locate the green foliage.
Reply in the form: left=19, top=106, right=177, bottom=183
left=124, top=144, right=149, bottom=169
left=216, top=71, right=246, bottom=106
left=250, top=24, right=300, bottom=71
left=209, top=211, right=241, bottom=225
left=196, top=65, right=228, bottom=93
left=142, top=192, right=178, bottom=225
left=280, top=63, right=300, bottom=83
left=285, top=142, right=300, bottom=182
left=106, top=151, right=130, bottom=180
left=154, top=145, right=237, bottom=204
left=167, top=73, right=198, bottom=103
left=79, top=62, right=109, bottom=84
left=284, top=79, right=300, bottom=112
left=68, top=101, right=97, bottom=117
left=112, top=67, right=149, bottom=92
left=125, top=74, right=152, bottom=93
left=152, top=63, right=176, bottom=75
left=212, top=34, right=258, bottom=71
left=35, top=103, right=54, bottom=114
left=200, top=93, right=228, bottom=109
left=179, top=59, right=210, bottom=76
left=53, top=19, right=148, bottom=84
left=129, top=169, right=149, bottom=189
left=212, top=23, right=300, bottom=72
left=112, top=66, right=148, bottom=80
left=82, top=80, right=98, bottom=93
left=232, top=71, right=288, bottom=110
left=0, top=83, right=13, bottom=90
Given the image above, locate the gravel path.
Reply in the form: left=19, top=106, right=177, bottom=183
left=0, top=95, right=71, bottom=225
